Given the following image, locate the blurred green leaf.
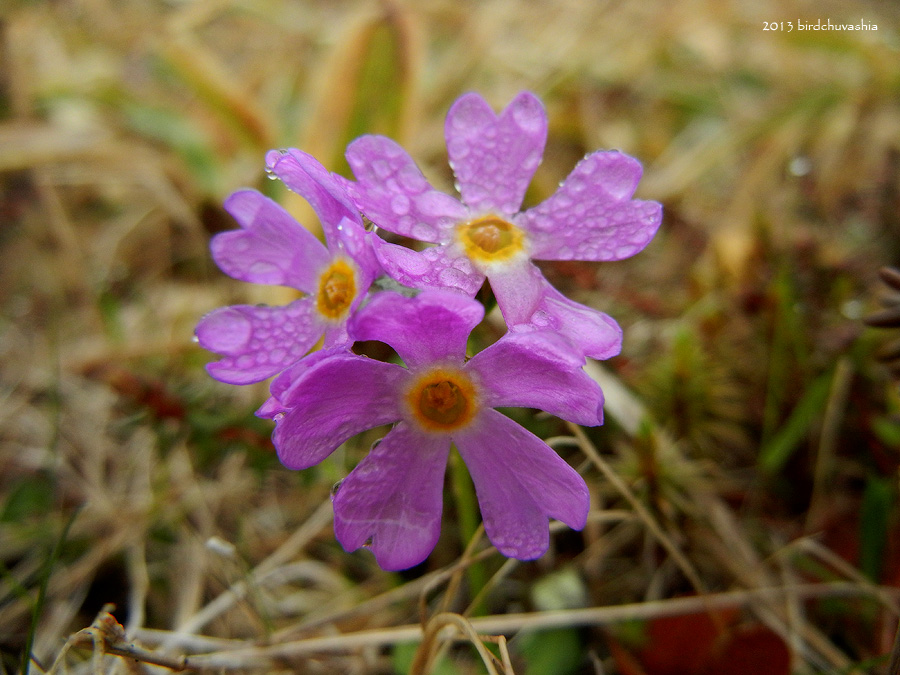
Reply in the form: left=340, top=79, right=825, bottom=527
left=1, top=476, right=53, bottom=524
left=516, top=628, right=583, bottom=675
left=860, top=476, right=893, bottom=581
left=303, top=8, right=417, bottom=173
left=391, top=642, right=460, bottom=675
left=759, top=370, right=832, bottom=474
left=872, top=416, right=900, bottom=447
left=122, top=102, right=221, bottom=194
left=531, top=568, right=587, bottom=612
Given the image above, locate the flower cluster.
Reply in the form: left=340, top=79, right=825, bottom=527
left=197, top=92, right=662, bottom=570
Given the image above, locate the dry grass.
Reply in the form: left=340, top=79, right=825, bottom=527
left=2, top=0, right=900, bottom=673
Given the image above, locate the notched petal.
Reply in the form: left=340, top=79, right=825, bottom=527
left=333, top=424, right=450, bottom=570
left=454, top=410, right=590, bottom=560
left=196, top=299, right=323, bottom=385
left=445, top=91, right=548, bottom=216
left=345, top=135, right=466, bottom=241
left=216, top=190, right=329, bottom=292
left=521, top=151, right=663, bottom=262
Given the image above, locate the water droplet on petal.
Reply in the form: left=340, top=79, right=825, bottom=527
left=191, top=334, right=200, bottom=343
left=331, top=480, right=343, bottom=498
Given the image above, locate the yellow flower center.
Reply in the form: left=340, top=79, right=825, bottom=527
left=316, top=258, right=357, bottom=320
left=406, top=367, right=479, bottom=432
left=457, top=216, right=526, bottom=265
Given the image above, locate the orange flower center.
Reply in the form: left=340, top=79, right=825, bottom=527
left=457, top=216, right=526, bottom=265
left=406, top=367, right=478, bottom=432
left=316, top=258, right=357, bottom=320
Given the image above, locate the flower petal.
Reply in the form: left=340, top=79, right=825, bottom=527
left=466, top=332, right=603, bottom=426
left=485, top=260, right=546, bottom=325
left=196, top=299, right=323, bottom=384
left=519, top=151, right=663, bottom=261
left=265, top=149, right=362, bottom=244
left=516, top=282, right=623, bottom=361
left=373, top=238, right=484, bottom=296
left=214, top=190, right=330, bottom=292
left=273, top=355, right=408, bottom=470
left=349, top=290, right=484, bottom=369
left=454, top=409, right=589, bottom=560
left=344, top=135, right=467, bottom=242
left=445, top=92, right=547, bottom=216
left=333, top=423, right=450, bottom=570
left=257, top=346, right=349, bottom=418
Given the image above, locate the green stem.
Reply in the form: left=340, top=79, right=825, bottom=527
left=449, top=447, right=488, bottom=615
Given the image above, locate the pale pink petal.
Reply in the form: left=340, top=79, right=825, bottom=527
left=519, top=151, right=662, bottom=261
left=273, top=355, right=408, bottom=470
left=373, top=238, right=484, bottom=296
left=265, top=149, right=361, bottom=244
left=515, top=282, right=623, bottom=361
left=465, top=332, right=603, bottom=426
left=214, top=190, right=329, bottom=292
left=345, top=135, right=467, bottom=241
left=445, top=92, right=547, bottom=216
left=349, top=290, right=484, bottom=369
left=196, top=299, right=323, bottom=384
left=333, top=423, right=450, bottom=570
left=454, top=409, right=589, bottom=560
left=256, top=347, right=349, bottom=418
left=334, top=218, right=383, bottom=283
left=485, top=260, right=546, bottom=325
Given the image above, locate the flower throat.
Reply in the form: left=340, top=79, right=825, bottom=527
left=457, top=216, right=525, bottom=264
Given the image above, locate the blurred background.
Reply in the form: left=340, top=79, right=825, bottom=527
left=2, top=0, right=900, bottom=672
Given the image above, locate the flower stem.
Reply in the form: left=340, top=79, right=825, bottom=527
left=449, top=447, right=488, bottom=614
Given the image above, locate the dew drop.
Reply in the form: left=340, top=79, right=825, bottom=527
left=331, top=480, right=343, bottom=498
left=191, top=334, right=200, bottom=343
left=411, top=223, right=436, bottom=241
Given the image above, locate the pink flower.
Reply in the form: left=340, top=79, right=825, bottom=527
left=259, top=290, right=601, bottom=570
left=196, top=151, right=380, bottom=384
left=337, top=91, right=662, bottom=360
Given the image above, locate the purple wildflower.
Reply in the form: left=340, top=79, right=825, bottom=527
left=259, top=290, right=602, bottom=571
left=337, top=91, right=662, bottom=360
left=196, top=151, right=380, bottom=384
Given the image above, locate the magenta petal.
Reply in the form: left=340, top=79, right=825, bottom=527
left=445, top=92, right=547, bottom=216
left=349, top=290, right=484, bottom=369
left=345, top=135, right=467, bottom=241
left=256, top=346, right=349, bottom=418
left=454, top=409, right=589, bottom=560
left=520, top=151, right=663, bottom=261
left=196, top=299, right=323, bottom=384
left=274, top=355, right=408, bottom=470
left=485, top=260, right=546, bottom=325
left=265, top=149, right=361, bottom=244
left=465, top=332, right=603, bottom=426
left=519, top=282, right=623, bottom=361
left=373, top=238, right=484, bottom=296
left=215, top=190, right=329, bottom=292
left=333, top=423, right=450, bottom=570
